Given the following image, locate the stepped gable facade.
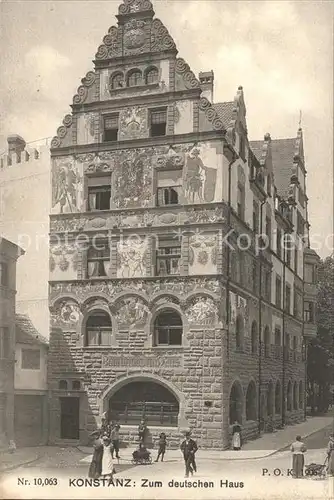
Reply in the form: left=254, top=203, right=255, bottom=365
left=48, top=0, right=318, bottom=448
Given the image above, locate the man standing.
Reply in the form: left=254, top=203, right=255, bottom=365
left=180, top=431, right=198, bottom=478
left=110, top=423, right=120, bottom=460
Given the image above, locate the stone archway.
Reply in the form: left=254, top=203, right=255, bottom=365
left=98, top=373, right=188, bottom=429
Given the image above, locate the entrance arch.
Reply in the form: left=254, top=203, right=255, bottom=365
left=229, top=381, right=243, bottom=424
left=99, top=374, right=187, bottom=428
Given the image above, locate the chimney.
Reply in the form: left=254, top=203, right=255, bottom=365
left=199, top=71, right=214, bottom=102
left=7, top=135, right=26, bottom=163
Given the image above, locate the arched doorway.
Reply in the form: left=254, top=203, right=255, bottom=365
left=229, top=381, right=243, bottom=424
left=293, top=381, right=298, bottom=410
left=275, top=381, right=281, bottom=414
left=287, top=381, right=292, bottom=411
left=267, top=381, right=274, bottom=417
left=235, top=315, right=244, bottom=351
left=108, top=380, right=179, bottom=426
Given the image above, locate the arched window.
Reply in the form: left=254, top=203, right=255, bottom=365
left=145, top=67, right=159, bottom=84
left=86, top=310, right=112, bottom=346
left=275, top=381, right=281, bottom=414
left=235, top=315, right=244, bottom=351
left=59, top=380, right=67, bottom=390
left=293, top=381, right=298, bottom=410
left=229, top=381, right=243, bottom=424
left=111, top=72, right=124, bottom=89
left=287, top=380, right=292, bottom=411
left=127, top=69, right=142, bottom=87
left=246, top=381, right=257, bottom=421
left=274, top=327, right=281, bottom=358
left=251, top=321, right=258, bottom=354
left=264, top=326, right=271, bottom=358
left=299, top=381, right=303, bottom=409
left=109, top=381, right=179, bottom=426
left=154, top=310, right=182, bottom=346
left=72, top=380, right=81, bottom=391
left=267, top=381, right=274, bottom=417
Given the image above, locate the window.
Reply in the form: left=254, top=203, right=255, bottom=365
left=276, top=230, right=282, bottom=259
left=21, top=348, right=40, bottom=369
left=275, top=381, right=281, bottom=414
left=304, top=263, right=315, bottom=283
left=154, top=310, right=182, bottom=346
left=287, top=381, right=292, bottom=411
left=150, top=109, right=167, bottom=137
left=252, top=260, right=257, bottom=293
left=253, top=201, right=259, bottom=233
left=229, top=382, right=243, bottom=424
left=265, top=216, right=271, bottom=246
left=103, top=114, right=119, bottom=142
left=263, top=269, right=271, bottom=301
left=264, top=327, right=270, bottom=358
left=87, top=240, right=110, bottom=278
left=297, top=211, right=304, bottom=236
left=87, top=176, right=111, bottom=211
left=235, top=316, right=244, bottom=351
left=0, top=263, right=8, bottom=286
left=0, top=327, right=9, bottom=359
left=145, top=67, right=159, bottom=84
left=294, top=246, right=298, bottom=274
left=304, top=301, right=314, bottom=323
left=111, top=72, right=124, bottom=89
left=72, top=380, right=81, bottom=391
left=275, top=276, right=282, bottom=308
left=237, top=183, right=245, bottom=220
left=86, top=310, right=112, bottom=346
left=285, top=284, right=291, bottom=314
left=156, top=239, right=181, bottom=276
left=59, top=380, right=68, bottom=390
left=157, top=186, right=180, bottom=206
left=127, top=69, right=142, bottom=87
left=251, top=321, right=258, bottom=354
left=274, top=327, right=281, bottom=358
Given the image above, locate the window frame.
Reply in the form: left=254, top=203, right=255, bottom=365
left=21, top=348, right=41, bottom=370
left=103, top=114, right=119, bottom=142
left=145, top=67, right=159, bottom=85
left=85, top=310, right=113, bottom=347
left=150, top=108, right=167, bottom=137
left=153, top=309, right=183, bottom=347
left=156, top=186, right=181, bottom=206
left=156, top=238, right=181, bottom=277
left=127, top=69, right=143, bottom=87
left=87, top=239, right=110, bottom=278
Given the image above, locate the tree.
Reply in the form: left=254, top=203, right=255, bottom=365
left=307, top=256, right=334, bottom=413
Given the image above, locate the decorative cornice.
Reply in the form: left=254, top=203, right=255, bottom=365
left=118, top=0, right=154, bottom=16
left=51, top=115, right=73, bottom=149
left=72, top=71, right=96, bottom=105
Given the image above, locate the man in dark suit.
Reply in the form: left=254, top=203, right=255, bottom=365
left=180, top=431, right=198, bottom=477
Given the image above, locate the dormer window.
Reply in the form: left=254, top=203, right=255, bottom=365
left=127, top=69, right=142, bottom=87
left=111, top=72, right=124, bottom=89
left=145, top=67, right=159, bottom=84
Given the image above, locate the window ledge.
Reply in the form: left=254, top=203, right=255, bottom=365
left=152, top=345, right=184, bottom=350
left=109, top=82, right=159, bottom=96
left=118, top=424, right=179, bottom=431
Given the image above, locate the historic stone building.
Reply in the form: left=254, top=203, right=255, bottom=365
left=0, top=237, right=24, bottom=448
left=48, top=0, right=319, bottom=448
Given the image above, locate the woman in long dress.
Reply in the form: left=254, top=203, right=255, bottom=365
left=232, top=421, right=242, bottom=450
left=88, top=432, right=103, bottom=479
left=327, top=434, right=334, bottom=476
left=101, top=435, right=114, bottom=478
left=290, top=435, right=307, bottom=478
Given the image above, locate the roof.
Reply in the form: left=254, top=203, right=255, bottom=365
left=213, top=101, right=235, bottom=128
left=249, top=140, right=264, bottom=162
left=15, top=314, right=49, bottom=346
left=270, top=138, right=296, bottom=198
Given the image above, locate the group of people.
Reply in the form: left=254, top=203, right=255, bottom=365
left=290, top=433, right=334, bottom=478
left=88, top=419, right=120, bottom=479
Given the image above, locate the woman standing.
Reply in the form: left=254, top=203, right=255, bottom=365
left=232, top=421, right=242, bottom=450
left=290, top=435, right=307, bottom=478
left=88, top=431, right=103, bottom=479
left=101, top=434, right=114, bottom=478
left=155, top=432, right=167, bottom=462
left=327, top=434, right=334, bottom=476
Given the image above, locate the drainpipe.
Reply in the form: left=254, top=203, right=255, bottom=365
left=258, top=198, right=266, bottom=435
left=282, top=244, right=287, bottom=427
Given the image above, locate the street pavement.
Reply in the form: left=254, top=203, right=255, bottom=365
left=0, top=426, right=333, bottom=500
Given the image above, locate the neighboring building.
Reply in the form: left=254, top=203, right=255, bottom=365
left=48, top=0, right=319, bottom=448
left=0, top=135, right=51, bottom=335
left=14, top=314, right=49, bottom=447
left=0, top=237, right=24, bottom=448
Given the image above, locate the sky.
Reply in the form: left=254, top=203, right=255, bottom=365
left=0, top=0, right=333, bottom=257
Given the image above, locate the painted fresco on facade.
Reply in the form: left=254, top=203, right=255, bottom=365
left=116, top=297, right=149, bottom=328
left=185, top=297, right=218, bottom=325
left=77, top=113, right=97, bottom=145
left=51, top=158, right=83, bottom=214
left=112, top=152, right=152, bottom=208
left=188, top=232, right=218, bottom=275
left=183, top=145, right=221, bottom=204
left=117, top=237, right=148, bottom=278
left=49, top=244, right=80, bottom=281
left=119, top=106, right=148, bottom=141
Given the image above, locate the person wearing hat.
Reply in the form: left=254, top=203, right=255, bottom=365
left=327, top=434, right=334, bottom=476
left=155, top=432, right=167, bottom=462
left=88, top=431, right=103, bottom=479
left=180, top=431, right=198, bottom=478
left=101, top=434, right=115, bottom=478
left=110, top=423, right=121, bottom=460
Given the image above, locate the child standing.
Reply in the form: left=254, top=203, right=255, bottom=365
left=155, top=432, right=167, bottom=462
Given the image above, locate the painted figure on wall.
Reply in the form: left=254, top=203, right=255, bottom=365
left=116, top=297, right=149, bottom=327
left=52, top=162, right=80, bottom=213
left=183, top=148, right=217, bottom=203
left=113, top=155, right=151, bottom=208
left=188, top=232, right=217, bottom=274
left=186, top=297, right=218, bottom=325
left=117, top=238, right=147, bottom=278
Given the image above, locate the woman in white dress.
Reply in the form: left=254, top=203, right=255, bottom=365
left=101, top=434, right=114, bottom=478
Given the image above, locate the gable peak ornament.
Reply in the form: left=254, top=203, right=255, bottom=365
left=118, top=0, right=154, bottom=17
